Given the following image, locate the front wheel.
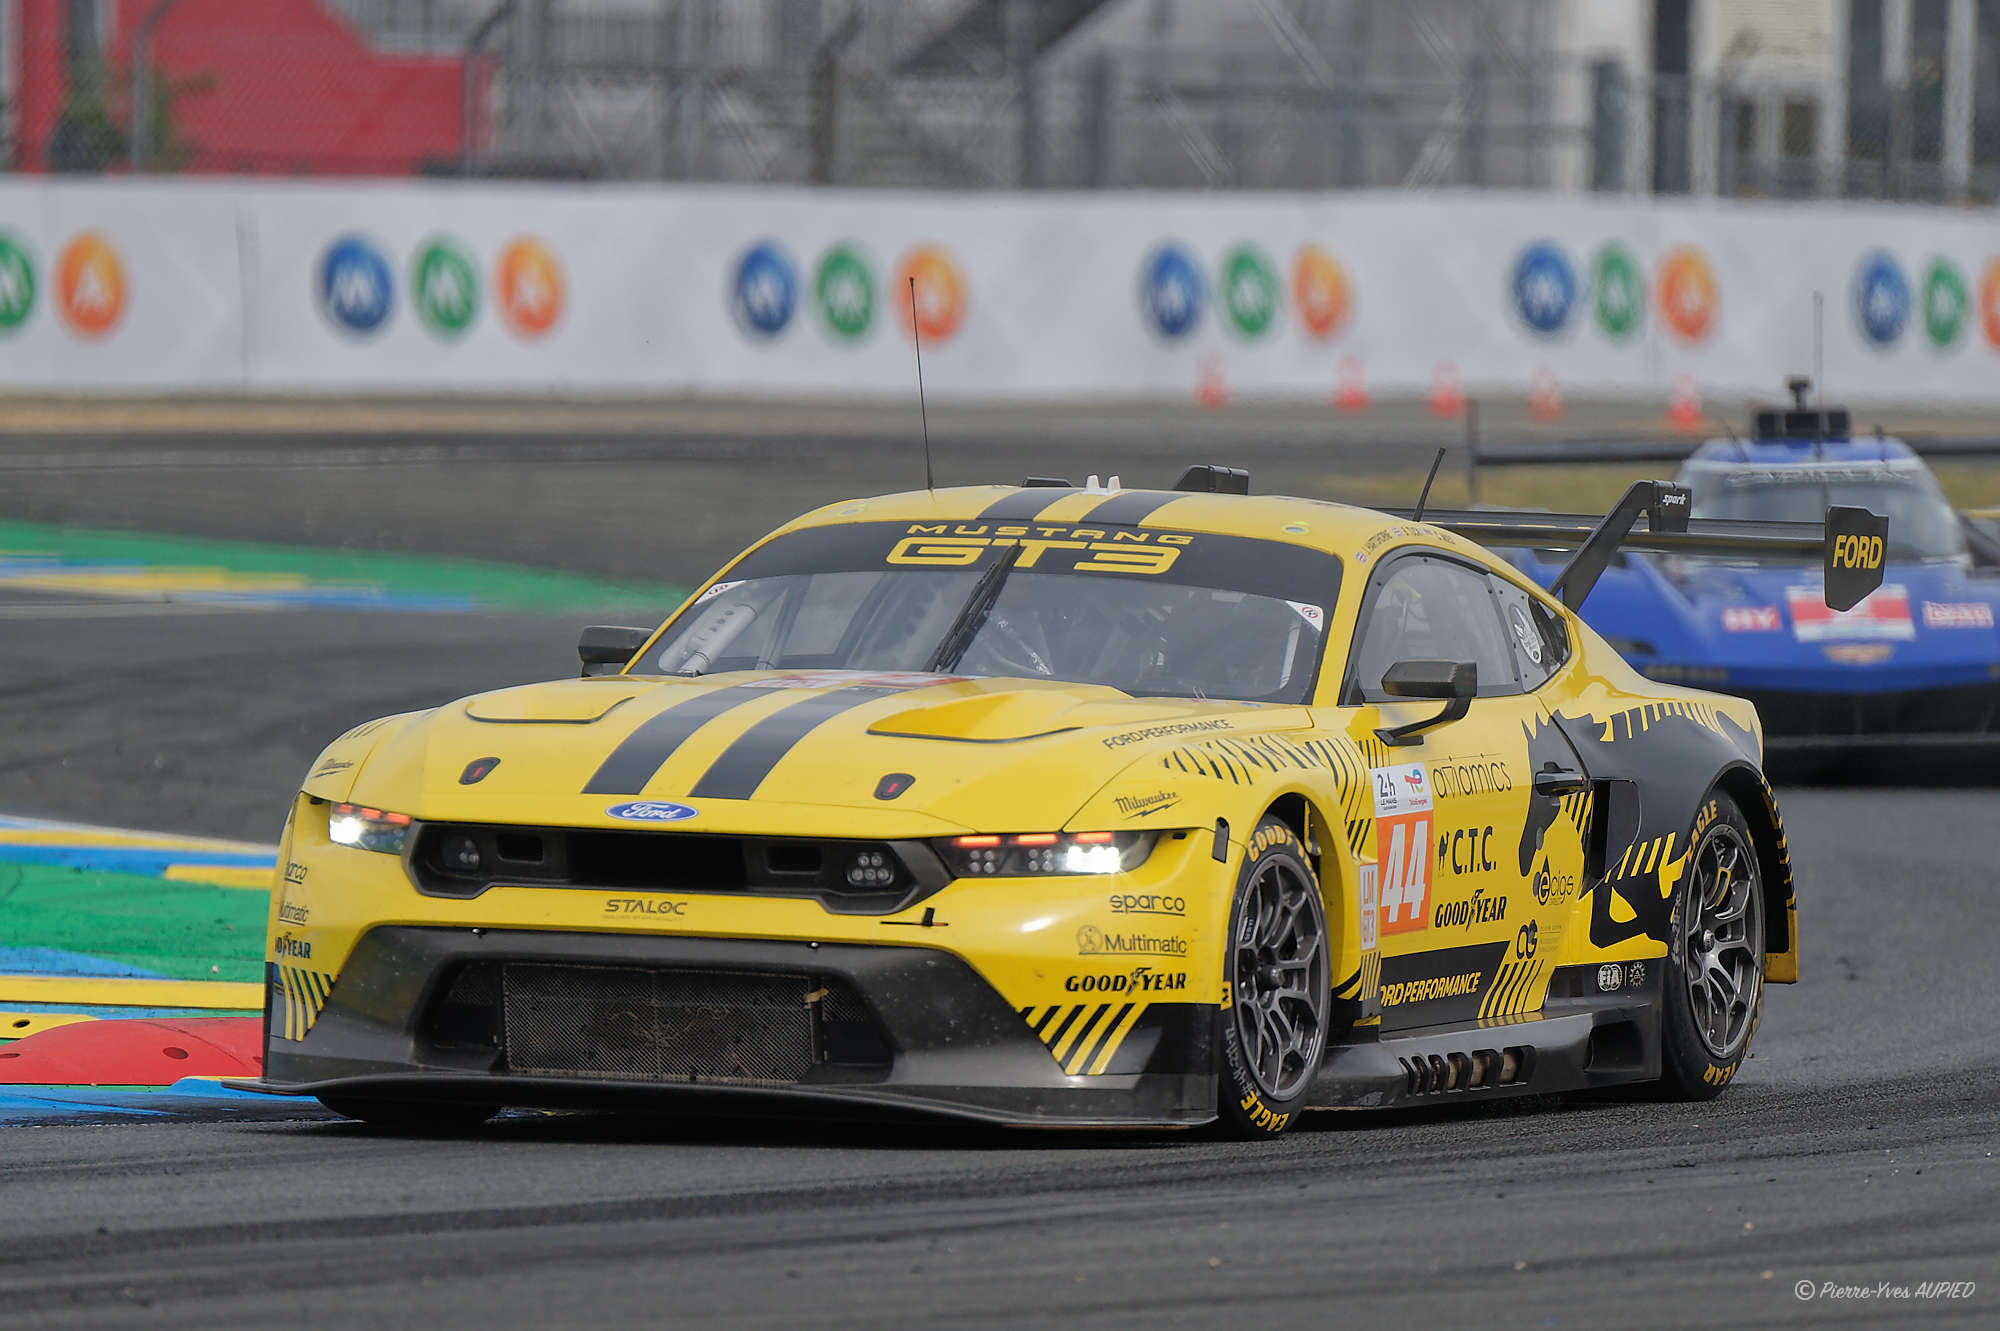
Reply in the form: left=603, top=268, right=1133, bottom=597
left=1215, top=818, right=1332, bottom=1138
left=1656, top=791, right=1766, bottom=1100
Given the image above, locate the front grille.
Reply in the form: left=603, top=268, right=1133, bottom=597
left=1736, top=681, right=2000, bottom=740
left=488, top=962, right=888, bottom=1085
left=408, top=825, right=946, bottom=914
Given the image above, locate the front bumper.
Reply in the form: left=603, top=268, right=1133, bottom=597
left=241, top=925, right=1216, bottom=1128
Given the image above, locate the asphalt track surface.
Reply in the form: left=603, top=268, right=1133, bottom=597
left=4, top=436, right=2000, bottom=1329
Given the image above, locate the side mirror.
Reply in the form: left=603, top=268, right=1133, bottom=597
left=1375, top=659, right=1475, bottom=747
left=578, top=625, right=650, bottom=678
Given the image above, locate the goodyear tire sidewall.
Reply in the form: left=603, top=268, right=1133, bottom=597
left=1216, top=818, right=1329, bottom=1136
left=1659, top=791, right=1763, bottom=1098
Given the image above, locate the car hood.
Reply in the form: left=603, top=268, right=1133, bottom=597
left=302, top=670, right=1308, bottom=836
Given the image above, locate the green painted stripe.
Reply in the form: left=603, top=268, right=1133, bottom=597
left=0, top=519, right=686, bottom=615
left=0, top=863, right=268, bottom=984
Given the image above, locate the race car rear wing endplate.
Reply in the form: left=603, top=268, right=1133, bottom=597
left=1393, top=479, right=1888, bottom=613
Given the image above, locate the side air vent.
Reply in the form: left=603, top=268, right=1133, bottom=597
left=1398, top=1045, right=1533, bottom=1096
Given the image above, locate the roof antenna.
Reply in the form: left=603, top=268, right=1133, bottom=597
left=1412, top=447, right=1447, bottom=521
left=1721, top=417, right=1747, bottom=461
left=909, top=276, right=935, bottom=494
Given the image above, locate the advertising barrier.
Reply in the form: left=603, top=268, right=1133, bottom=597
left=1, top=178, right=1998, bottom=403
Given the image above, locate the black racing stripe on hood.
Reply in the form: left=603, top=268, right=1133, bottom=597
left=582, top=683, right=777, bottom=795
left=1077, top=490, right=1185, bottom=525
left=688, top=684, right=906, bottom=800
left=976, top=488, right=1079, bottom=520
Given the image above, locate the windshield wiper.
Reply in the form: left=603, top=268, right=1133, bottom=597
left=926, top=544, right=1022, bottom=673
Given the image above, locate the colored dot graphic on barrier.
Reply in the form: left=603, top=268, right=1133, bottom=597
left=897, top=246, right=966, bottom=344
left=732, top=240, right=798, bottom=339
left=1591, top=243, right=1645, bottom=341
left=1922, top=258, right=1968, bottom=349
left=1220, top=243, right=1279, bottom=339
left=0, top=232, right=36, bottom=333
left=55, top=231, right=125, bottom=338
left=1292, top=244, right=1350, bottom=341
left=1655, top=246, right=1718, bottom=345
left=1138, top=243, right=1205, bottom=341
left=318, top=233, right=396, bottom=336
left=1511, top=241, right=1576, bottom=337
left=496, top=237, right=566, bottom=338
left=814, top=244, right=876, bottom=343
left=412, top=235, right=481, bottom=339
left=1853, top=251, right=1910, bottom=348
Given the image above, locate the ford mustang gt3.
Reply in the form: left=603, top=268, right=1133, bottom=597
left=236, top=467, right=1883, bottom=1135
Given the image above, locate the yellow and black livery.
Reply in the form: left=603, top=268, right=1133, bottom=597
left=236, top=468, right=1881, bottom=1133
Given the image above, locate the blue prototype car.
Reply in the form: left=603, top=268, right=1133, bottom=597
left=1509, top=408, right=2000, bottom=749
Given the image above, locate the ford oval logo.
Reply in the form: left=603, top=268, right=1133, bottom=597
left=605, top=801, right=699, bottom=823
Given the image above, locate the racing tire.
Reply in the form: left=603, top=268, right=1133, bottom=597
left=1655, top=791, right=1766, bottom=1101
left=1214, top=817, right=1332, bottom=1139
left=317, top=1095, right=500, bottom=1134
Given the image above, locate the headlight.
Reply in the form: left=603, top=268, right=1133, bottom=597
left=936, top=831, right=1158, bottom=877
left=327, top=802, right=413, bottom=854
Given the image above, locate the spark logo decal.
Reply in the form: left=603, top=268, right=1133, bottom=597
left=1220, top=243, right=1279, bottom=338
left=1922, top=258, right=1968, bottom=349
left=0, top=233, right=35, bottom=333
left=896, top=245, right=966, bottom=344
left=56, top=231, right=126, bottom=338
left=1853, top=250, right=1909, bottom=348
left=1138, top=243, right=1204, bottom=340
left=317, top=234, right=393, bottom=336
left=1292, top=244, right=1350, bottom=340
left=732, top=240, right=797, bottom=339
left=1592, top=242, right=1644, bottom=341
left=1656, top=245, right=1718, bottom=345
left=495, top=237, right=564, bottom=339
left=412, top=236, right=479, bottom=339
left=814, top=244, right=875, bottom=342
left=1511, top=240, right=1576, bottom=336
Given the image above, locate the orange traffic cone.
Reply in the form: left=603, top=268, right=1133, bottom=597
left=1428, top=362, right=1465, bottom=418
left=1664, top=374, right=1703, bottom=431
left=1528, top=368, right=1564, bottom=422
left=1196, top=354, right=1229, bottom=408
left=1333, top=356, right=1369, bottom=413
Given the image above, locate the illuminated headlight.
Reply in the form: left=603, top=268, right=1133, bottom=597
left=937, top=831, right=1157, bottom=877
left=327, top=802, right=413, bottom=854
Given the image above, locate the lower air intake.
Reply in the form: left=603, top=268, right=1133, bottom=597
left=502, top=963, right=823, bottom=1085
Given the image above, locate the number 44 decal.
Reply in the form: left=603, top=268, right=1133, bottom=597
left=1378, top=811, right=1432, bottom=934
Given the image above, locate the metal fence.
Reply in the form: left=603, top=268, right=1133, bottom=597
left=5, top=0, right=1999, bottom=200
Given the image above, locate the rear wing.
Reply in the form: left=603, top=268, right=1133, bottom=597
left=1392, top=479, right=1888, bottom=613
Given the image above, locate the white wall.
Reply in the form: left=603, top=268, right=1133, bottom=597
left=0, top=177, right=1994, bottom=404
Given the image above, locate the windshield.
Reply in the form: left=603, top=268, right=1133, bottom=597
left=1688, top=468, right=1963, bottom=561
left=645, top=520, right=1341, bottom=704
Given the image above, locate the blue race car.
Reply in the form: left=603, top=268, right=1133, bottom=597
left=1508, top=405, right=2000, bottom=750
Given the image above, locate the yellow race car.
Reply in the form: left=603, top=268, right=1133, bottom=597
left=240, top=466, right=1885, bottom=1136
